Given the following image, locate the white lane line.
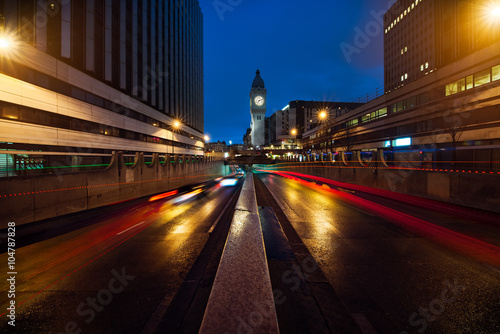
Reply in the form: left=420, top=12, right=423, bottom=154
left=342, top=202, right=376, bottom=217
left=208, top=188, right=241, bottom=233
left=482, top=263, right=500, bottom=275
left=117, top=221, right=147, bottom=235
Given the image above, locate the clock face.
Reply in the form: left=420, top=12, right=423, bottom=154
left=254, top=96, right=265, bottom=106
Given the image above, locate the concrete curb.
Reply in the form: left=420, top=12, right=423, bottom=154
left=199, top=172, right=280, bottom=334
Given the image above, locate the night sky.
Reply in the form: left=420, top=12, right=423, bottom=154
left=199, top=0, right=396, bottom=144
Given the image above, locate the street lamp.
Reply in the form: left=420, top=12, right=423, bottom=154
left=484, top=2, right=500, bottom=25
left=291, top=129, right=297, bottom=136
left=490, top=3, right=500, bottom=17
left=0, top=38, right=10, bottom=49
left=0, top=32, right=16, bottom=55
left=204, top=135, right=210, bottom=142
left=319, top=110, right=327, bottom=121
left=173, top=120, right=181, bottom=128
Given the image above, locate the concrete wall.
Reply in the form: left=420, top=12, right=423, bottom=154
left=261, top=154, right=500, bottom=214
left=0, top=152, right=229, bottom=228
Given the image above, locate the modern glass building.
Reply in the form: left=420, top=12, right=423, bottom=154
left=0, top=0, right=204, bottom=172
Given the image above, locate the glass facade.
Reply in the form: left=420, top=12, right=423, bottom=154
left=0, top=0, right=203, bottom=133
left=445, top=63, right=500, bottom=96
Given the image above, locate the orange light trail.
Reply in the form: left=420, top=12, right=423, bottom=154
left=148, top=190, right=179, bottom=202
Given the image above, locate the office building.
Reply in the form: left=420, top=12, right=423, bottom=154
left=0, top=0, right=204, bottom=171
left=384, top=0, right=500, bottom=92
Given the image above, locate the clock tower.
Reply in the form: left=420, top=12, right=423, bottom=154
left=249, top=69, right=267, bottom=148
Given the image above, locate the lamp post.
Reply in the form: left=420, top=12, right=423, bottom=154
left=290, top=128, right=297, bottom=149
left=317, top=110, right=329, bottom=155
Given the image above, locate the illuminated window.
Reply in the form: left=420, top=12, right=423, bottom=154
left=404, top=10, right=407, bottom=15
left=425, top=62, right=429, bottom=69
left=421, top=64, right=424, bottom=71
left=446, top=78, right=466, bottom=96
left=405, top=46, right=407, bottom=52
left=474, top=69, right=491, bottom=87
left=415, top=0, right=418, bottom=5
left=401, top=75, right=404, bottom=81
left=492, top=65, right=500, bottom=81
left=397, top=101, right=404, bottom=111
left=412, top=3, right=414, bottom=9
left=385, top=29, right=388, bottom=34
left=466, top=75, right=473, bottom=89
left=347, top=119, right=358, bottom=127
left=405, top=73, right=408, bottom=79
left=401, top=49, right=404, bottom=55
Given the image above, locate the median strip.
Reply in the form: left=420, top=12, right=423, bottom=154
left=199, top=172, right=280, bottom=334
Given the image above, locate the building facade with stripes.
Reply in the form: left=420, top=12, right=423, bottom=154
left=0, top=0, right=204, bottom=175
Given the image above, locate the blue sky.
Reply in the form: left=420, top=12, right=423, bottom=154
left=199, top=0, right=396, bottom=144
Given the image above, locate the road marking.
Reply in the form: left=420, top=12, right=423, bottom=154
left=482, top=263, right=500, bottom=275
left=208, top=188, right=241, bottom=233
left=351, top=313, right=378, bottom=334
left=117, top=221, right=146, bottom=235
left=342, top=202, right=376, bottom=217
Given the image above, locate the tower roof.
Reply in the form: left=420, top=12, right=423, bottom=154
left=251, top=69, right=265, bottom=89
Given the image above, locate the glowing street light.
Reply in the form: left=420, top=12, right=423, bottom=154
left=0, top=32, right=16, bottom=55
left=0, top=38, right=10, bottom=49
left=490, top=4, right=500, bottom=17
left=291, top=129, right=297, bottom=136
left=319, top=110, right=327, bottom=120
left=204, top=135, right=210, bottom=142
left=484, top=2, right=500, bottom=25
left=173, top=120, right=181, bottom=128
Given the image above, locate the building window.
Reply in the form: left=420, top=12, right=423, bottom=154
left=85, top=0, right=95, bottom=72
left=120, top=1, right=127, bottom=89
left=466, top=75, right=474, bottom=89
left=445, top=78, right=465, bottom=96
left=492, top=65, right=500, bottom=81
left=474, top=69, right=491, bottom=87
left=104, top=0, right=112, bottom=81
left=425, top=62, right=429, bottom=69
left=61, top=2, right=71, bottom=58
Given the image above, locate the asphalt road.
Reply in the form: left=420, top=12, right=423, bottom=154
left=0, top=182, right=241, bottom=334
left=2, top=170, right=499, bottom=334
left=255, top=171, right=500, bottom=334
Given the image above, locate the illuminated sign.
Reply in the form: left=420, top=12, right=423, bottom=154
left=394, top=137, right=411, bottom=146
left=385, top=137, right=411, bottom=147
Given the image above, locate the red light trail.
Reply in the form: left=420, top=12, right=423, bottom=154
left=260, top=170, right=500, bottom=267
